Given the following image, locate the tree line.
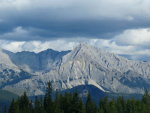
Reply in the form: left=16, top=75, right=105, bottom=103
left=9, top=82, right=150, bottom=113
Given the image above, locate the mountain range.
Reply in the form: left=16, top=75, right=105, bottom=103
left=0, top=44, right=150, bottom=96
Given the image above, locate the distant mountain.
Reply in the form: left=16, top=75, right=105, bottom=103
left=62, top=85, right=142, bottom=104
left=62, top=85, right=106, bottom=104
left=119, top=54, right=150, bottom=62
left=0, top=44, right=150, bottom=96
left=0, top=89, right=18, bottom=113
left=0, top=89, right=18, bottom=102
left=6, top=49, right=70, bottom=73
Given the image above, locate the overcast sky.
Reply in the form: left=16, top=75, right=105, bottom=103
left=0, top=0, right=150, bottom=60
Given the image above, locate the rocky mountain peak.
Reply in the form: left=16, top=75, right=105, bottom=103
left=1, top=44, right=150, bottom=96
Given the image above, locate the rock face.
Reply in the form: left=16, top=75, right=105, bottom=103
left=0, top=49, right=32, bottom=92
left=7, top=49, right=70, bottom=73
left=1, top=44, right=150, bottom=96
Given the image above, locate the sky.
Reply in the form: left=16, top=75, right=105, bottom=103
left=0, top=0, right=150, bottom=60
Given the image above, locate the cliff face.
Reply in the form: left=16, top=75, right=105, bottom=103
left=1, top=44, right=150, bottom=96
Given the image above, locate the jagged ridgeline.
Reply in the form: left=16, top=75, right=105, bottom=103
left=0, top=44, right=150, bottom=96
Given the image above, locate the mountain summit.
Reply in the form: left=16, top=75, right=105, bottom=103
left=0, top=44, right=150, bottom=96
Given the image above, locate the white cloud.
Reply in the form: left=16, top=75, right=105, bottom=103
left=114, top=28, right=150, bottom=47
left=0, top=40, right=25, bottom=52
left=0, top=0, right=31, bottom=10
left=1, top=0, right=150, bottom=20
left=0, top=28, right=150, bottom=60
left=0, top=39, right=80, bottom=53
left=91, top=28, right=150, bottom=56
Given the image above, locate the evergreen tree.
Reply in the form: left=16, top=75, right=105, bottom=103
left=9, top=99, right=15, bottom=113
left=54, top=91, right=62, bottom=113
left=34, top=97, right=46, bottom=113
left=86, top=93, right=97, bottom=113
left=61, top=93, right=72, bottom=113
left=9, top=83, right=150, bottom=113
left=141, top=89, right=150, bottom=113
left=116, top=96, right=125, bottom=113
left=9, top=99, right=19, bottom=113
left=99, top=97, right=109, bottom=113
left=70, top=92, right=84, bottom=113
left=44, top=81, right=53, bottom=113
left=18, top=92, right=33, bottom=113
left=109, top=99, right=117, bottom=113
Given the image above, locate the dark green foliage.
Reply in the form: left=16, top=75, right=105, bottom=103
left=44, top=81, right=53, bottom=113
left=54, top=92, right=85, bottom=113
left=34, top=97, right=45, bottom=113
left=86, top=93, right=97, bottom=113
left=99, top=97, right=110, bottom=113
left=18, top=92, right=33, bottom=113
left=9, top=92, right=33, bottom=113
left=8, top=83, right=150, bottom=113
left=98, top=90, right=150, bottom=113
left=9, top=99, right=19, bottom=113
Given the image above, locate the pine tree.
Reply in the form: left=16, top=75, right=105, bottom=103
left=54, top=91, right=62, bottom=113
left=18, top=92, right=33, bottom=113
left=109, top=99, right=117, bottom=113
left=70, top=92, right=84, bottom=113
left=44, top=81, right=53, bottom=113
left=34, top=97, right=46, bottom=113
left=116, top=96, right=125, bottom=113
left=141, top=89, right=150, bottom=113
left=9, top=99, right=15, bottom=113
left=99, top=97, right=109, bottom=113
left=86, top=93, right=97, bottom=113
left=61, top=93, right=72, bottom=113
left=9, top=83, right=150, bottom=113
left=9, top=99, right=20, bottom=113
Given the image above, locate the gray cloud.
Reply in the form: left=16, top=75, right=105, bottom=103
left=0, top=0, right=150, bottom=41
left=1, top=28, right=150, bottom=60
left=0, top=0, right=150, bottom=60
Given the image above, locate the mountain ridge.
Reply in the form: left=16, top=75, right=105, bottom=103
left=0, top=44, right=150, bottom=96
left=6, top=48, right=71, bottom=73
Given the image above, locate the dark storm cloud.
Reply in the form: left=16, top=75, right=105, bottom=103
left=1, top=0, right=150, bottom=41
left=1, top=18, right=149, bottom=41
left=0, top=0, right=150, bottom=61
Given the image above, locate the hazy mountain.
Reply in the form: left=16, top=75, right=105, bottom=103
left=6, top=49, right=70, bottom=73
left=1, top=44, right=150, bottom=96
